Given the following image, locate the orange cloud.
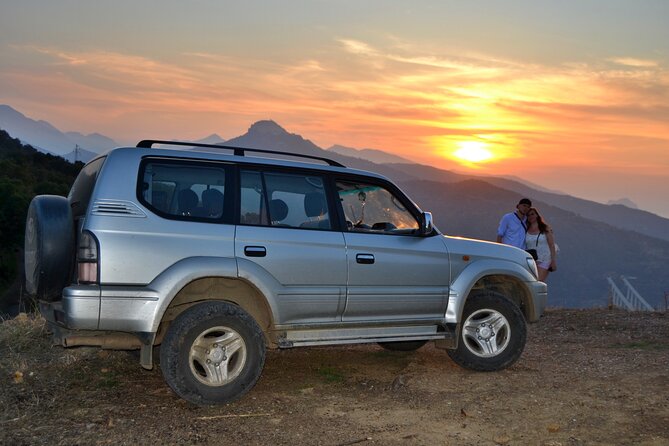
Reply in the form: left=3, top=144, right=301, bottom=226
left=2, top=40, right=668, bottom=180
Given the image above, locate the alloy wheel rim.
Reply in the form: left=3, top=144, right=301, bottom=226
left=188, top=326, right=247, bottom=386
left=462, top=309, right=511, bottom=358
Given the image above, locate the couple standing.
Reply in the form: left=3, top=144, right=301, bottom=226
left=497, top=198, right=557, bottom=281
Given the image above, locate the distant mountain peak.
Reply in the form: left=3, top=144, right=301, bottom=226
left=0, top=103, right=118, bottom=157
left=248, top=120, right=288, bottom=136
left=607, top=198, right=639, bottom=209
left=0, top=104, right=25, bottom=117
left=224, top=119, right=324, bottom=157
left=194, top=133, right=225, bottom=145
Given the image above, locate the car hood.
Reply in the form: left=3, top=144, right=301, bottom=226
left=442, top=235, right=530, bottom=265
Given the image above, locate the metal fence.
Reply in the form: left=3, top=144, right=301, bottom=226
left=607, top=276, right=654, bottom=311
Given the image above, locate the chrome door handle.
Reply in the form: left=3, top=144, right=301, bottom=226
left=244, top=246, right=266, bottom=257
left=356, top=253, right=375, bottom=264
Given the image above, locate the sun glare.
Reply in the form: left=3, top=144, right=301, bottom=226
left=453, top=141, right=494, bottom=163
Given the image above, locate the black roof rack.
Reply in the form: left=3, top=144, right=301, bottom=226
left=136, top=139, right=345, bottom=168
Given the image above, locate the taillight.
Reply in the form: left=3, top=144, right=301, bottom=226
left=77, top=231, right=99, bottom=284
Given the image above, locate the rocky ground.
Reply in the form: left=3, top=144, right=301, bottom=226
left=1, top=309, right=668, bottom=446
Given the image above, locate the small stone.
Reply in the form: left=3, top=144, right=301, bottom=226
left=391, top=375, right=406, bottom=390
left=547, top=423, right=561, bottom=433
left=493, top=434, right=511, bottom=445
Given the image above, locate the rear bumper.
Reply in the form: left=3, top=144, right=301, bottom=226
left=39, top=286, right=101, bottom=330
left=41, top=284, right=160, bottom=333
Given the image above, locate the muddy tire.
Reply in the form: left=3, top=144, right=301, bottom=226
left=447, top=291, right=527, bottom=371
left=160, top=301, right=266, bottom=406
left=24, top=195, right=74, bottom=301
left=378, top=340, right=428, bottom=352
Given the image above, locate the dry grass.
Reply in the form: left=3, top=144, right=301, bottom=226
left=0, top=313, right=60, bottom=419
left=0, top=313, right=107, bottom=423
left=1, top=309, right=668, bottom=445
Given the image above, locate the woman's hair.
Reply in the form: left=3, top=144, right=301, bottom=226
left=528, top=207, right=550, bottom=233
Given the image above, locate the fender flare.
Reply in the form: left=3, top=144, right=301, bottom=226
left=147, top=256, right=282, bottom=333
left=445, top=259, right=535, bottom=324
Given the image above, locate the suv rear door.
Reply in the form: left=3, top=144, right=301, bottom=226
left=235, top=169, right=347, bottom=325
left=335, top=179, right=450, bottom=322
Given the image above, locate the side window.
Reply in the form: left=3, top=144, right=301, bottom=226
left=140, top=160, right=228, bottom=220
left=336, top=180, right=419, bottom=234
left=240, top=171, right=268, bottom=225
left=69, top=156, right=106, bottom=218
left=239, top=170, right=331, bottom=230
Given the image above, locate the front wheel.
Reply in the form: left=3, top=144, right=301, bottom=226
left=447, top=291, right=527, bottom=371
left=160, top=301, right=266, bottom=405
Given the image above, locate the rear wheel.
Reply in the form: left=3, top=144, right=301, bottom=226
left=160, top=301, right=266, bottom=405
left=24, top=195, right=74, bottom=301
left=378, top=340, right=427, bottom=352
left=447, top=291, right=526, bottom=371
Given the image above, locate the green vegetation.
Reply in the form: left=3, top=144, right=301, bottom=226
left=0, top=129, right=82, bottom=305
left=615, top=340, right=669, bottom=351
left=316, top=366, right=346, bottom=383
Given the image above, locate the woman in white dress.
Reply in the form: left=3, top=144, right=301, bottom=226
left=526, top=207, right=557, bottom=281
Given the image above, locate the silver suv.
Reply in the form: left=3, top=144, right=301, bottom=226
left=25, top=140, right=547, bottom=405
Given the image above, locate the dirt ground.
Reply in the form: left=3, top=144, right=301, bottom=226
left=1, top=309, right=668, bottom=446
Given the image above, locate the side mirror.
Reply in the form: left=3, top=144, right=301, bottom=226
left=419, top=212, right=434, bottom=235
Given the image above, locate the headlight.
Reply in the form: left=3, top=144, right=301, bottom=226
left=526, top=257, right=538, bottom=279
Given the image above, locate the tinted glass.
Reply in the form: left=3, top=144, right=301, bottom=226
left=140, top=161, right=227, bottom=220
left=239, top=170, right=331, bottom=230
left=69, top=156, right=106, bottom=218
left=240, top=170, right=268, bottom=225
left=336, top=180, right=418, bottom=233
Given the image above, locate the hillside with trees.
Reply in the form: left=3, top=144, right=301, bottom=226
left=0, top=129, right=81, bottom=313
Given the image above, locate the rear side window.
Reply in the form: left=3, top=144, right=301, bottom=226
left=239, top=170, right=332, bottom=230
left=139, top=159, right=230, bottom=221
left=69, top=156, right=106, bottom=218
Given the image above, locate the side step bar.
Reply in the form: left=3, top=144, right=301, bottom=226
left=277, top=324, right=454, bottom=348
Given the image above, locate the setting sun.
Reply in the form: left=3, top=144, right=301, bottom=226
left=453, top=141, right=494, bottom=163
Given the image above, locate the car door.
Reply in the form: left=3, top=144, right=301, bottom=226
left=235, top=169, right=347, bottom=325
left=335, top=179, right=450, bottom=322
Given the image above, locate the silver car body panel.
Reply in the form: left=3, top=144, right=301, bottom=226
left=342, top=232, right=450, bottom=321
left=443, top=236, right=547, bottom=323
left=61, top=286, right=101, bottom=329
left=235, top=225, right=347, bottom=324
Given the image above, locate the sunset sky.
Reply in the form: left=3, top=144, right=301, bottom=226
left=1, top=1, right=668, bottom=217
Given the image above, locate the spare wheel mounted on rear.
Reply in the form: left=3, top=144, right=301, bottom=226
left=24, top=195, right=74, bottom=301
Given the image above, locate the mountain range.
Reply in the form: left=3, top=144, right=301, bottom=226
left=327, top=144, right=412, bottom=164
left=2, top=106, right=668, bottom=309
left=225, top=121, right=669, bottom=309
left=0, top=105, right=117, bottom=160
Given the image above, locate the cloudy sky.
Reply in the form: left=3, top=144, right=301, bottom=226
left=1, top=1, right=668, bottom=216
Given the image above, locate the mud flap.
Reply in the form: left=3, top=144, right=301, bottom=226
left=138, top=332, right=156, bottom=370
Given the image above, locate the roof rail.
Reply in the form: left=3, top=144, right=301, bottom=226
left=136, top=139, right=345, bottom=168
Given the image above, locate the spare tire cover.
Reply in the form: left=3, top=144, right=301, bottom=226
left=24, top=195, right=75, bottom=301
